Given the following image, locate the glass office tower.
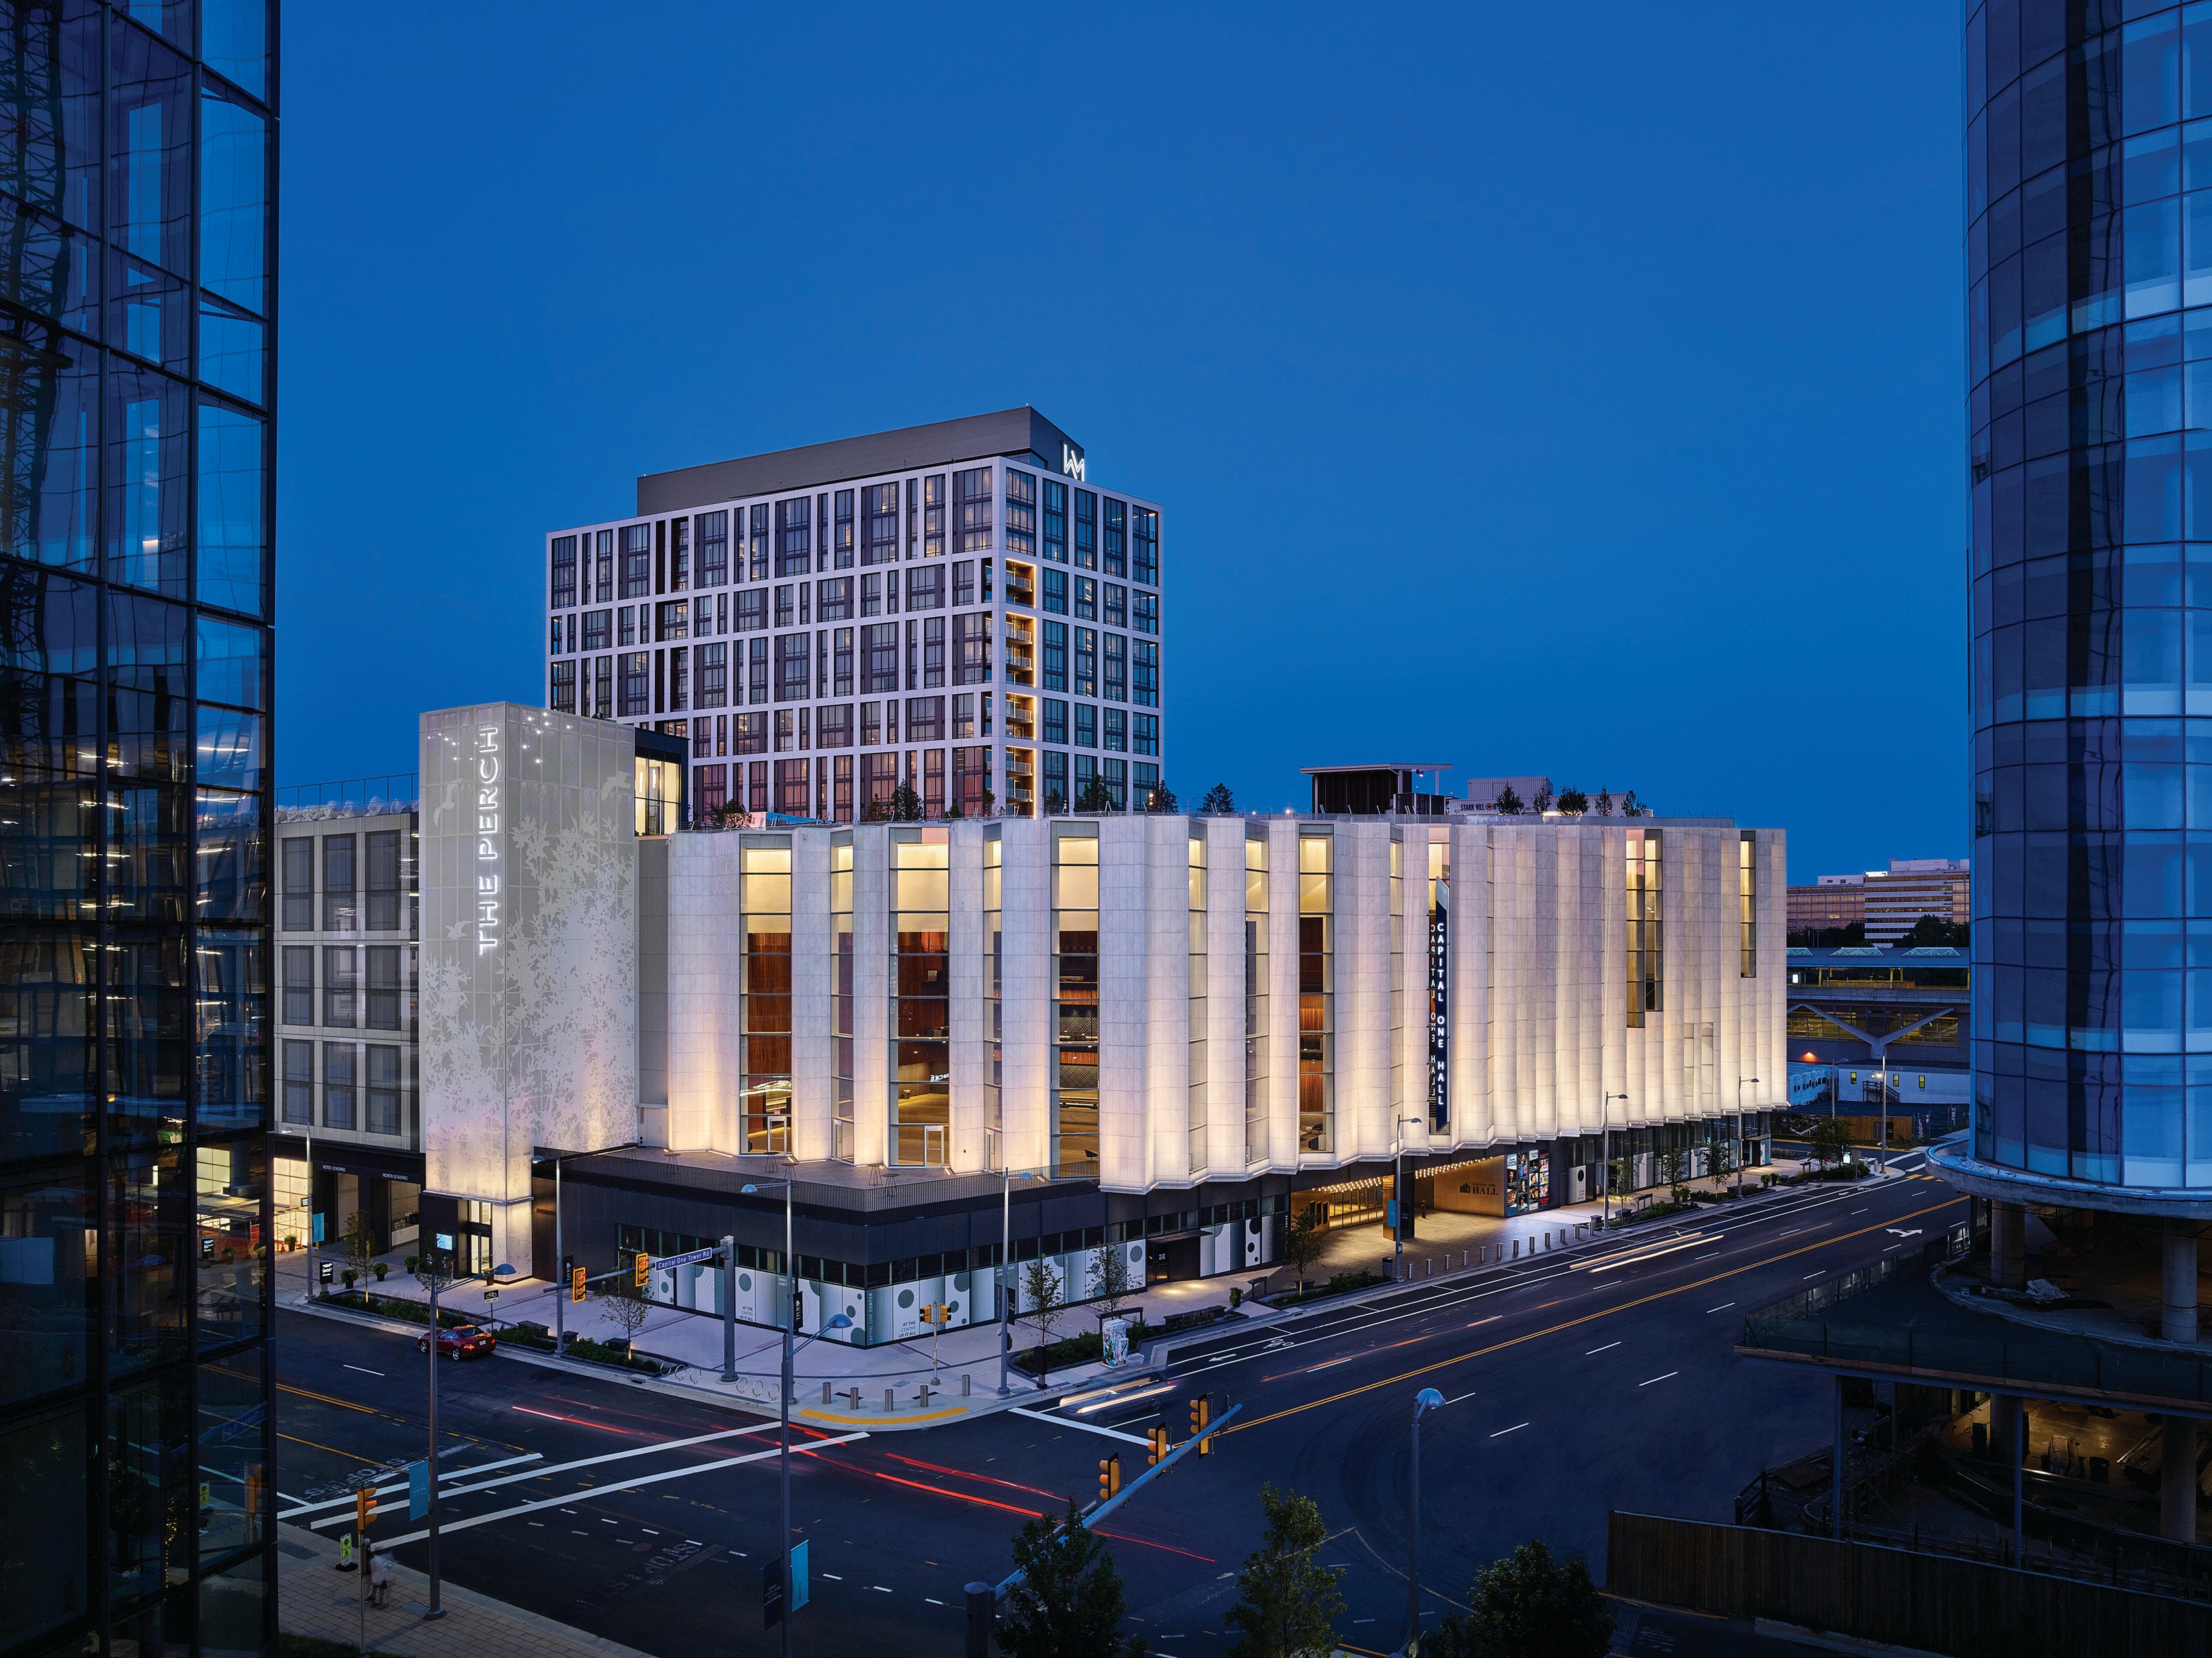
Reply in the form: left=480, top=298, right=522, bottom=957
left=0, top=7, right=276, bottom=1658
left=1954, top=7, right=2212, bottom=1225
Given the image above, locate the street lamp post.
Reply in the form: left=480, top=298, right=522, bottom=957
left=425, top=1256, right=511, bottom=1619
left=544, top=1139, right=643, bottom=1353
left=1735, top=1077, right=1760, bottom=1197
left=1601, top=1093, right=1630, bottom=1225
left=1406, top=1387, right=1446, bottom=1655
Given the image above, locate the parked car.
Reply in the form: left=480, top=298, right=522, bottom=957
left=418, top=1325, right=496, bottom=1360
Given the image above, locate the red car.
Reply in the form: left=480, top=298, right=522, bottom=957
left=418, top=1325, right=496, bottom=1361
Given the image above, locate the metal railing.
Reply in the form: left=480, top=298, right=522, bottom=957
left=277, top=774, right=420, bottom=818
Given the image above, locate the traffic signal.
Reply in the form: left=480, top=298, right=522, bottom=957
left=571, top=1265, right=587, bottom=1303
left=633, top=1252, right=650, bottom=1289
left=1147, top=1425, right=1169, bottom=1468
left=356, top=1487, right=377, bottom=1533
left=1097, top=1455, right=1121, bottom=1502
left=1190, top=1394, right=1212, bottom=1455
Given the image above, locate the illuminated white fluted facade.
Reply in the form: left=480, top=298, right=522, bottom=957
left=660, top=813, right=1786, bottom=1185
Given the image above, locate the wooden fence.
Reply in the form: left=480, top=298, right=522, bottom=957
left=1606, top=1511, right=2211, bottom=1658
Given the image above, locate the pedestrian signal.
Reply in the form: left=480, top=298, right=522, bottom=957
left=1098, top=1454, right=1121, bottom=1502
left=1147, top=1425, right=1169, bottom=1468
left=356, top=1487, right=376, bottom=1533
left=633, top=1252, right=650, bottom=1289
left=1190, top=1395, right=1211, bottom=1454
left=571, top=1265, right=587, bottom=1303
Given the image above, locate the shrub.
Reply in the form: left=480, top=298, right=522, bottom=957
left=340, top=1268, right=357, bottom=1289
left=372, top=1261, right=389, bottom=1281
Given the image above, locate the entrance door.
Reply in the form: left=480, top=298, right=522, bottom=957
left=922, top=1124, right=946, bottom=1167
left=1147, top=1235, right=1201, bottom=1283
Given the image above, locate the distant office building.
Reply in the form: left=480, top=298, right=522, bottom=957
left=416, top=704, right=1785, bottom=1345
left=1784, top=945, right=1969, bottom=1108
left=0, top=9, right=278, bottom=1657
left=542, top=408, right=1165, bottom=825
left=1786, top=860, right=1969, bottom=945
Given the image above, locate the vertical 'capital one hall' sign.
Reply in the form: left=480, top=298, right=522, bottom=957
left=475, top=722, right=502, bottom=954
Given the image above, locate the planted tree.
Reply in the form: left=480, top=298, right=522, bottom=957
left=1708, top=1137, right=1737, bottom=1195
left=1075, top=775, right=1115, bottom=813
left=1556, top=785, right=1589, bottom=816
left=1423, top=1540, right=1613, bottom=1658
left=1530, top=786, right=1554, bottom=814
left=1593, top=786, right=1614, bottom=815
left=1044, top=789, right=1064, bottom=815
left=1657, top=1144, right=1691, bottom=1205
left=995, top=1501, right=1144, bottom=1658
left=595, top=1265, right=654, bottom=1353
left=889, top=782, right=925, bottom=822
left=1200, top=782, right=1237, bottom=815
left=1147, top=780, right=1178, bottom=813
left=1620, top=789, right=1646, bottom=817
left=1023, top=1258, right=1066, bottom=1384
left=1224, top=1484, right=1345, bottom=1658
left=1092, top=1242, right=1134, bottom=1325
left=341, top=1207, right=379, bottom=1279
left=1494, top=784, right=1524, bottom=815
left=1810, top=1115, right=1852, bottom=1173
left=1278, top=1207, right=1327, bottom=1299
left=1606, top=1158, right=1632, bottom=1213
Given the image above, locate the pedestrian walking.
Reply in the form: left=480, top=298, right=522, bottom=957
left=367, top=1541, right=391, bottom=1609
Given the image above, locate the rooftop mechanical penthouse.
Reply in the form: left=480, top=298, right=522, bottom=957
left=542, top=408, right=1166, bottom=826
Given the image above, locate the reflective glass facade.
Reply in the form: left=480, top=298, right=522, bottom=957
left=1969, top=1, right=2212, bottom=1187
left=0, top=5, right=276, bottom=1656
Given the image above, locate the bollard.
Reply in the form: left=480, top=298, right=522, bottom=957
left=1512, top=1238, right=1519, bottom=1258
left=885, top=1387, right=896, bottom=1413
left=843, top=1386, right=862, bottom=1411
left=963, top=1372, right=972, bottom=1397
left=965, top=1582, right=995, bottom=1658
left=1426, top=1257, right=1434, bottom=1277
left=822, top=1380, right=832, bottom=1405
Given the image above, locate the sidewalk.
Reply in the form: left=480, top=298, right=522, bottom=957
left=276, top=1521, right=652, bottom=1658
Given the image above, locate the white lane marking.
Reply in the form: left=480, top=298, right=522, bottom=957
left=279, top=1454, right=546, bottom=1521
left=1640, top=1372, right=1679, bottom=1387
left=599, top=1517, right=617, bottom=1524
left=871, top=1585, right=892, bottom=1593
left=642, top=1529, right=658, bottom=1535
left=926, top=1597, right=944, bottom=1605
left=1010, top=1405, right=1152, bottom=1447
left=1489, top=1422, right=1530, bottom=1437
left=347, top=1431, right=872, bottom=1551
left=528, top=1521, right=544, bottom=1527
left=343, top=1364, right=383, bottom=1377
left=1586, top=1342, right=1621, bottom=1355
left=1849, top=1209, right=1868, bottom=1216
left=822, top=1573, right=844, bottom=1580
left=1778, top=1229, right=1800, bottom=1238
left=1443, top=1390, right=1478, bottom=1405
left=1693, top=1254, right=1719, bottom=1262
left=1705, top=1303, right=1735, bottom=1313
left=1803, top=1270, right=1824, bottom=1280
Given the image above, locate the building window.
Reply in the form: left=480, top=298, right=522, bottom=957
left=818, top=577, right=853, bottom=621
left=619, top=605, right=637, bottom=646
left=1074, top=575, right=1096, bottom=621
left=323, top=946, right=357, bottom=1028
left=697, top=764, right=728, bottom=819
left=1041, top=619, right=1067, bottom=691
left=741, top=839, right=794, bottom=1150
left=734, top=711, right=768, bottom=754
left=1103, top=497, right=1126, bottom=576
left=1103, top=583, right=1126, bottom=628
left=365, top=945, right=402, bottom=1030
left=1053, top=831, right=1101, bottom=1176
left=1133, top=591, right=1158, bottom=634
left=923, top=473, right=947, bottom=557
left=956, top=466, right=993, bottom=552
left=862, top=751, right=898, bottom=816
left=621, top=652, right=650, bottom=716
left=281, top=836, right=312, bottom=929
left=1043, top=567, right=1067, bottom=615
left=862, top=623, right=899, bottom=693
left=833, top=489, right=855, bottom=569
left=698, top=641, right=728, bottom=707
left=1074, top=702, right=1097, bottom=748
left=1004, top=469, right=1036, bottom=556
left=1246, top=834, right=1269, bottom=1164
left=774, top=634, right=808, bottom=702
left=1074, top=628, right=1097, bottom=697
left=583, top=609, right=611, bottom=652
left=1627, top=828, right=1664, bottom=1028
left=620, top=523, right=652, bottom=597
left=954, top=611, right=991, bottom=685
left=550, top=658, right=576, bottom=713
left=593, top=528, right=613, bottom=601
left=282, top=1039, right=314, bottom=1125
left=1044, top=748, right=1068, bottom=810
left=954, top=746, right=990, bottom=814
left=862, top=483, right=898, bottom=567
left=748, top=502, right=770, bottom=580
left=1103, top=708, right=1128, bottom=752
left=1739, top=831, right=1758, bottom=978
left=906, top=696, right=945, bottom=742
left=366, top=829, right=403, bottom=931
left=1133, top=713, right=1159, bottom=756
left=550, top=534, right=577, bottom=608
left=282, top=946, right=312, bottom=1026
left=594, top=656, right=613, bottom=719
left=367, top=1045, right=402, bottom=1135
left=737, top=587, right=766, bottom=632
left=322, top=1042, right=357, bottom=1130
left=776, top=497, right=811, bottom=577
left=1131, top=507, right=1159, bottom=585
left=1132, top=640, right=1158, bottom=707
left=1042, top=698, right=1068, bottom=746
left=906, top=563, right=944, bottom=610
left=1103, top=757, right=1126, bottom=810
left=1074, top=487, right=1097, bottom=569
left=818, top=703, right=852, bottom=748
left=892, top=834, right=952, bottom=1164
left=671, top=516, right=690, bottom=590
left=658, top=599, right=688, bottom=640
left=1103, top=633, right=1127, bottom=702
left=322, top=833, right=356, bottom=931
left=1043, top=478, right=1066, bottom=563
left=697, top=508, right=729, bottom=586
left=1298, top=833, right=1333, bottom=1154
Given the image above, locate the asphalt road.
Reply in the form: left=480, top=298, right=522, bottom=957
left=273, top=1161, right=1964, bottom=1657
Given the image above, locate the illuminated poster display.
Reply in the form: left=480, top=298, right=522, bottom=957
left=1503, top=1148, right=1549, bottom=1214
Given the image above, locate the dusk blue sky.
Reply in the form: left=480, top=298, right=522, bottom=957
left=278, top=4, right=1961, bottom=883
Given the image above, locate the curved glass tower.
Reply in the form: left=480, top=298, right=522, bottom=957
left=1949, top=3, right=2212, bottom=1292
